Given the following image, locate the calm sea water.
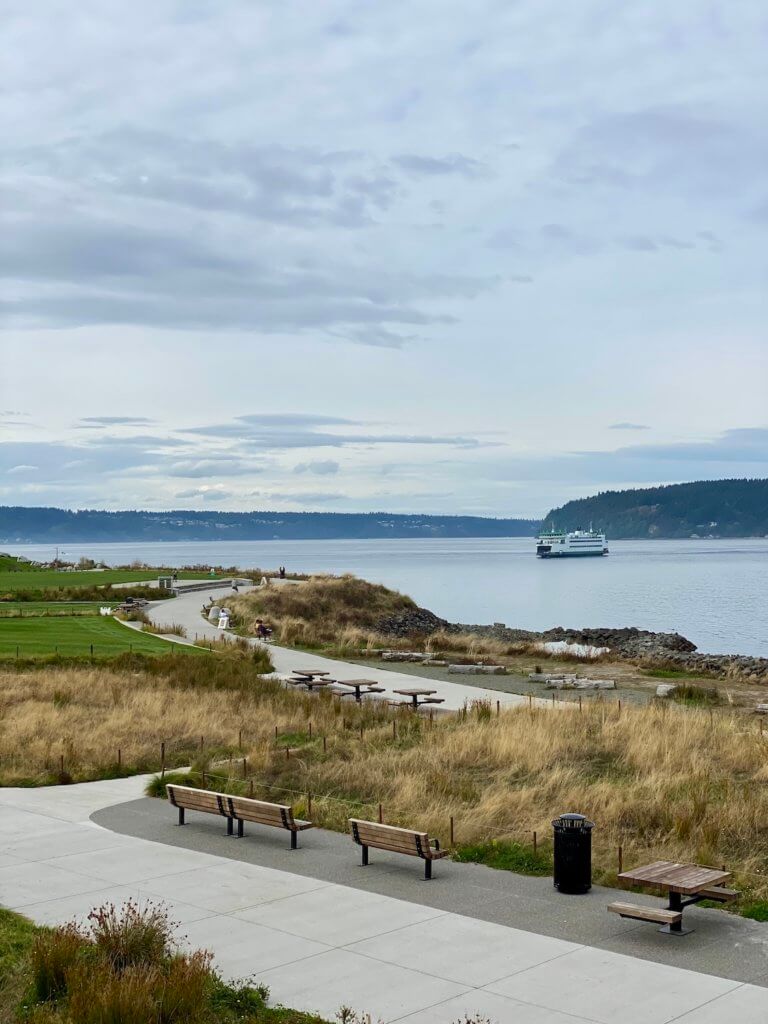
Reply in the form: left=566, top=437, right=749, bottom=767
left=4, top=538, right=767, bottom=657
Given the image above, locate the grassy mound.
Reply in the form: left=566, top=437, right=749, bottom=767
left=230, top=574, right=419, bottom=645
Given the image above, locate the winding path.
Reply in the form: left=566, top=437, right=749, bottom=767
left=146, top=583, right=552, bottom=712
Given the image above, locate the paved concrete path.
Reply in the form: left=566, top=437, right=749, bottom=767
left=97, top=795, right=768, bottom=989
left=3, top=778, right=768, bottom=1023
left=146, top=585, right=552, bottom=713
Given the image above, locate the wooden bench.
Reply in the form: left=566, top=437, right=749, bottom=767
left=167, top=784, right=234, bottom=833
left=226, top=794, right=313, bottom=849
left=698, top=885, right=740, bottom=903
left=608, top=901, right=682, bottom=927
left=167, top=785, right=313, bottom=849
left=349, top=818, right=448, bottom=879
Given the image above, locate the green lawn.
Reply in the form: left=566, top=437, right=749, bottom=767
left=0, top=601, right=104, bottom=617
left=0, top=615, right=205, bottom=658
left=0, top=567, right=223, bottom=592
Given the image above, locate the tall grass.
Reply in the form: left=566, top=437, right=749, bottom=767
left=230, top=575, right=526, bottom=659
left=4, top=652, right=768, bottom=895
left=156, top=698, right=768, bottom=897
left=230, top=574, right=418, bottom=645
left=24, top=900, right=287, bottom=1024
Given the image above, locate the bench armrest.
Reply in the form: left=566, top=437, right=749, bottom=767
left=430, top=838, right=441, bottom=851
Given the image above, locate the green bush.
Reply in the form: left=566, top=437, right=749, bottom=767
left=453, top=838, right=552, bottom=876
left=30, top=924, right=87, bottom=1002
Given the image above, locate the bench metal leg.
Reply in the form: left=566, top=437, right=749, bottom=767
left=361, top=845, right=369, bottom=867
left=177, top=807, right=185, bottom=826
left=289, top=830, right=298, bottom=850
left=237, top=819, right=244, bottom=839
left=424, top=859, right=432, bottom=881
left=226, top=817, right=233, bottom=836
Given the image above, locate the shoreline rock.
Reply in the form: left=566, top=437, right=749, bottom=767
left=372, top=605, right=768, bottom=683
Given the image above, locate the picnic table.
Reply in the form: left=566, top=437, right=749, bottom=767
left=289, top=676, right=334, bottom=692
left=334, top=679, right=386, bottom=703
left=392, top=688, right=445, bottom=710
left=293, top=669, right=331, bottom=680
left=618, top=860, right=732, bottom=934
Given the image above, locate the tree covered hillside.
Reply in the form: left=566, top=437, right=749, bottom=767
left=0, top=507, right=539, bottom=542
left=542, top=479, right=768, bottom=539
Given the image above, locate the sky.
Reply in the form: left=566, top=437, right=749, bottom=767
left=1, top=1, right=766, bottom=519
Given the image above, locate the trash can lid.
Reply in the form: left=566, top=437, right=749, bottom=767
left=552, top=812, right=595, bottom=829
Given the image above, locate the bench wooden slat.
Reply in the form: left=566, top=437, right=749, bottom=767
left=350, top=830, right=445, bottom=855
left=350, top=820, right=429, bottom=840
left=608, top=902, right=682, bottom=925
left=699, top=886, right=739, bottom=902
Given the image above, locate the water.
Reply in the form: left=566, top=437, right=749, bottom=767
left=4, top=538, right=767, bottom=657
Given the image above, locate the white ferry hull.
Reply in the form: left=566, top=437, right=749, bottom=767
left=536, top=529, right=609, bottom=558
left=537, top=548, right=607, bottom=558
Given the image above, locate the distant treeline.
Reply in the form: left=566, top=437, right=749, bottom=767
left=542, top=479, right=768, bottom=539
left=0, top=507, right=540, bottom=542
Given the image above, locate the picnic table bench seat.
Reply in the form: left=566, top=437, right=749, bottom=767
left=167, top=784, right=313, bottom=849
left=698, top=885, right=740, bottom=903
left=349, top=818, right=448, bottom=879
left=608, top=901, right=683, bottom=927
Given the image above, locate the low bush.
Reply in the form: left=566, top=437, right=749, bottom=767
left=142, top=621, right=187, bottom=637
left=12, top=900, right=330, bottom=1023
left=671, top=684, right=720, bottom=706
left=453, top=839, right=552, bottom=876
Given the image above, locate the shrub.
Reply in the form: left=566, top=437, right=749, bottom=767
left=30, top=924, right=87, bottom=1002
left=672, top=684, right=720, bottom=707
left=142, top=622, right=187, bottom=637
left=86, top=900, right=174, bottom=971
left=453, top=839, right=552, bottom=876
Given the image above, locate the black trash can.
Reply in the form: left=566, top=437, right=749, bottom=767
left=552, top=813, right=594, bottom=894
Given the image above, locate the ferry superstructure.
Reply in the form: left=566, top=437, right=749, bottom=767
left=536, top=529, right=608, bottom=558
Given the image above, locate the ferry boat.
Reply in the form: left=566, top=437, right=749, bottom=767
left=536, top=528, right=608, bottom=558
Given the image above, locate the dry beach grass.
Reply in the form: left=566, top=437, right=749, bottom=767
left=3, top=655, right=768, bottom=895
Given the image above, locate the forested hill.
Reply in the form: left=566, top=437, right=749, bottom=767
left=542, top=479, right=768, bottom=539
left=0, top=507, right=539, bottom=542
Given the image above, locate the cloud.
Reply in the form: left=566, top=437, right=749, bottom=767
left=78, top=416, right=155, bottom=427
left=550, top=106, right=768, bottom=199
left=247, top=490, right=346, bottom=504
left=393, top=153, right=489, bottom=178
left=184, top=413, right=486, bottom=450
left=609, top=423, right=650, bottom=431
left=477, top=428, right=768, bottom=485
left=293, top=460, right=340, bottom=475
left=6, top=464, right=37, bottom=474
left=166, top=458, right=263, bottom=478
left=174, top=485, right=234, bottom=501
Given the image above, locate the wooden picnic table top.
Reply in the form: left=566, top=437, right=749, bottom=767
left=294, top=669, right=331, bottom=677
left=334, top=679, right=380, bottom=688
left=393, top=688, right=437, bottom=697
left=619, top=860, right=731, bottom=895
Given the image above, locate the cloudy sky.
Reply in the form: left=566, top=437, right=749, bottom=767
left=2, top=1, right=766, bottom=518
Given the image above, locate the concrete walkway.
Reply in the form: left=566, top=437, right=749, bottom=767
left=146, top=585, right=552, bottom=713
left=2, top=778, right=768, bottom=1022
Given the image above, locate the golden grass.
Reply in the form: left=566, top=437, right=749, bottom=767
left=3, top=656, right=768, bottom=895
left=208, top=698, right=768, bottom=895
left=230, top=574, right=527, bottom=659
left=229, top=574, right=417, bottom=646
left=0, top=654, right=389, bottom=786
